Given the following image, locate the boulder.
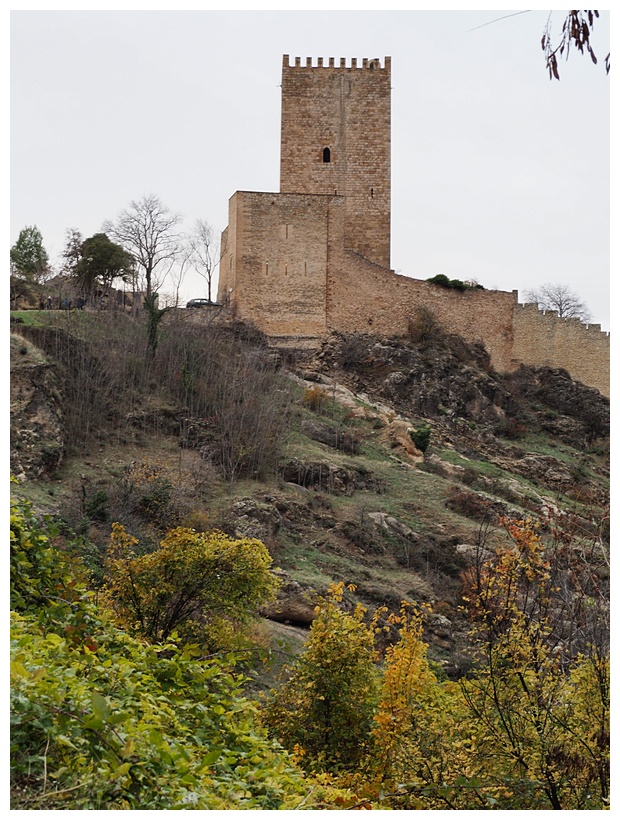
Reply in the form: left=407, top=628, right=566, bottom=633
left=379, top=419, right=425, bottom=464
left=261, top=571, right=319, bottom=626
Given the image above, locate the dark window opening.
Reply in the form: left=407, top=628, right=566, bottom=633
left=323, top=147, right=331, bottom=163
left=371, top=187, right=374, bottom=199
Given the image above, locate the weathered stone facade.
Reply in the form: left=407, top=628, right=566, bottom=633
left=218, top=55, right=609, bottom=397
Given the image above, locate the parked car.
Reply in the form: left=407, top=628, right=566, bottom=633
left=186, top=298, right=212, bottom=308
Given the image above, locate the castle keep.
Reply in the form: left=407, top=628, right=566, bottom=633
left=218, top=55, right=609, bottom=397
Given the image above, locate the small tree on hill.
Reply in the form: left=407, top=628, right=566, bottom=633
left=60, top=228, right=84, bottom=276
left=10, top=225, right=50, bottom=282
left=184, top=219, right=220, bottom=304
left=75, top=232, right=135, bottom=300
left=262, top=582, right=382, bottom=773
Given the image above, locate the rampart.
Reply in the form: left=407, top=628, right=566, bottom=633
left=512, top=303, right=609, bottom=396
left=326, top=259, right=517, bottom=373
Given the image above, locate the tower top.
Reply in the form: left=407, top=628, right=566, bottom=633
left=282, top=55, right=390, bottom=71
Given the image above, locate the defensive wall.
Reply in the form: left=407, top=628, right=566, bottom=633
left=512, top=303, right=609, bottom=396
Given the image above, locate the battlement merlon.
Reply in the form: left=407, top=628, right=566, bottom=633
left=282, top=54, right=391, bottom=72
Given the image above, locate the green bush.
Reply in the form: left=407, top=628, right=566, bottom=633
left=427, top=274, right=484, bottom=291
left=409, top=424, right=431, bottom=453
left=262, top=583, right=381, bottom=773
left=9, top=494, right=312, bottom=810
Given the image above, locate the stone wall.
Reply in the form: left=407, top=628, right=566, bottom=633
left=218, top=189, right=609, bottom=396
left=327, top=260, right=517, bottom=373
left=512, top=303, right=609, bottom=396
left=218, top=190, right=342, bottom=339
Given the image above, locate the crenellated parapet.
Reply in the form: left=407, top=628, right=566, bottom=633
left=283, top=54, right=390, bottom=71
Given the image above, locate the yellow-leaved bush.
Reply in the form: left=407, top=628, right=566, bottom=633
left=102, top=523, right=279, bottom=648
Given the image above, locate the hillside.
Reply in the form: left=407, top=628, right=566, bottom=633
left=9, top=310, right=609, bottom=679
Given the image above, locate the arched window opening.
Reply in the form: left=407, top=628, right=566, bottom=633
left=322, top=147, right=331, bottom=163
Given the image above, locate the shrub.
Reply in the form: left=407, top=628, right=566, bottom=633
left=103, top=524, right=279, bottom=647
left=407, top=306, right=442, bottom=344
left=262, top=583, right=382, bottom=773
left=303, top=385, right=328, bottom=413
left=83, top=489, right=109, bottom=523
left=9, top=492, right=341, bottom=811
left=445, top=485, right=500, bottom=522
left=10, top=490, right=86, bottom=615
left=426, top=274, right=484, bottom=291
left=409, top=423, right=431, bottom=453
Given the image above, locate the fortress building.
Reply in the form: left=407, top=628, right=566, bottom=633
left=218, top=55, right=609, bottom=397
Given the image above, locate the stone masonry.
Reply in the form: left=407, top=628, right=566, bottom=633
left=217, top=55, right=609, bottom=397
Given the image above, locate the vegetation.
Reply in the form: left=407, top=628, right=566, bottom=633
left=10, top=225, right=50, bottom=281
left=10, top=310, right=609, bottom=809
left=542, top=10, right=609, bottom=80
left=103, top=194, right=181, bottom=299
left=14, top=312, right=291, bottom=481
left=262, top=520, right=609, bottom=810
left=262, top=582, right=382, bottom=773
left=409, top=423, right=431, bottom=453
left=103, top=523, right=279, bottom=647
left=10, top=495, right=322, bottom=810
left=10, top=225, right=50, bottom=307
left=73, top=233, right=135, bottom=299
left=426, top=273, right=484, bottom=291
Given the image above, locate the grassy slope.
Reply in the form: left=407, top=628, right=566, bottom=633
left=10, top=310, right=609, bottom=677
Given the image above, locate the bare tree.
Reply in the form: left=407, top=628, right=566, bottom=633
left=524, top=283, right=592, bottom=323
left=160, top=254, right=190, bottom=309
left=103, top=194, right=181, bottom=300
left=184, top=219, right=219, bottom=304
left=541, top=10, right=610, bottom=81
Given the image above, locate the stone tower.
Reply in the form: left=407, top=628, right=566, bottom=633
left=279, top=55, right=391, bottom=269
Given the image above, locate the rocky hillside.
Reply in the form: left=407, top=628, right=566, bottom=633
left=9, top=314, right=609, bottom=678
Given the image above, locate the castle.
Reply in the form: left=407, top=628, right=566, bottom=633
left=217, top=55, right=609, bottom=397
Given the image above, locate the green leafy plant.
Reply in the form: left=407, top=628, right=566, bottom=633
left=262, top=582, right=382, bottom=773
left=427, top=274, right=484, bottom=291
left=9, top=493, right=323, bottom=810
left=409, top=423, right=431, bottom=453
left=103, top=523, right=279, bottom=647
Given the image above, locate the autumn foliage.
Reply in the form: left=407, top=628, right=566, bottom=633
left=263, top=518, right=609, bottom=810
left=10, top=490, right=609, bottom=810
left=103, top=523, right=279, bottom=648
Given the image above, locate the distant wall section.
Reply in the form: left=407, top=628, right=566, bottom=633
left=512, top=303, right=609, bottom=396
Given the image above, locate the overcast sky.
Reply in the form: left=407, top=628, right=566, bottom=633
left=10, top=7, right=610, bottom=330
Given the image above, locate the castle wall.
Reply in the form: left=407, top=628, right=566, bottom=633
left=512, top=303, right=609, bottom=396
left=218, top=190, right=341, bottom=338
left=280, top=55, right=391, bottom=269
left=327, top=258, right=517, bottom=372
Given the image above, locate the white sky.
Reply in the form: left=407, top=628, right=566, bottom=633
left=9, top=7, right=611, bottom=330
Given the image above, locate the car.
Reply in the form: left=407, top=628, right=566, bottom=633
left=186, top=298, right=212, bottom=308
